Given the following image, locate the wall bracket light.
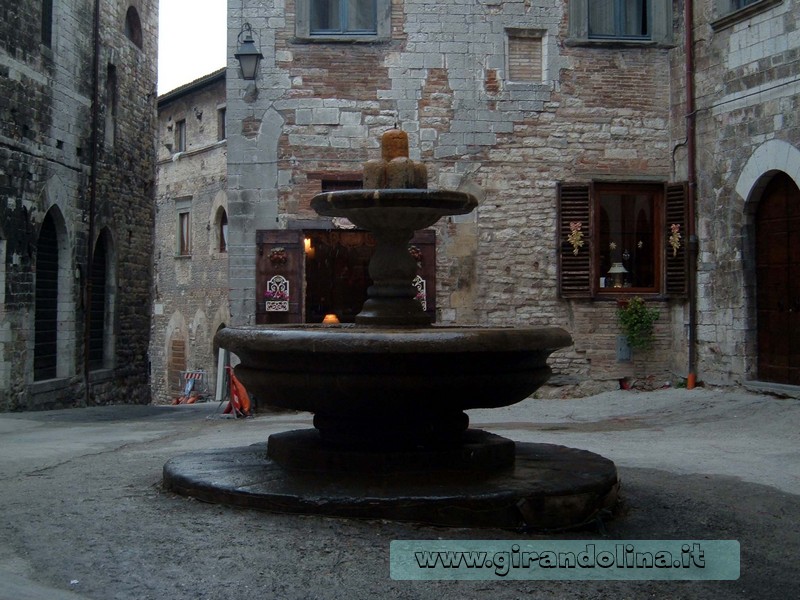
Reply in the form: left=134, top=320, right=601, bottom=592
left=234, top=23, right=263, bottom=81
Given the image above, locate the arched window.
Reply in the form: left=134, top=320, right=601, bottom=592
left=124, top=6, right=143, bottom=49
left=34, top=213, right=59, bottom=380
left=105, top=64, right=117, bottom=148
left=219, top=209, right=228, bottom=253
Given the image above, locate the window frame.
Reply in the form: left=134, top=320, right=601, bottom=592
left=558, top=181, right=688, bottom=299
left=588, top=0, right=651, bottom=41
left=711, top=0, right=782, bottom=31
left=219, top=210, right=228, bottom=253
left=175, top=119, right=186, bottom=153
left=593, top=182, right=664, bottom=295
left=506, top=29, right=545, bottom=84
left=175, top=197, right=192, bottom=257
left=295, top=0, right=391, bottom=42
left=41, top=0, right=53, bottom=48
left=567, top=0, right=673, bottom=47
left=217, top=106, right=226, bottom=142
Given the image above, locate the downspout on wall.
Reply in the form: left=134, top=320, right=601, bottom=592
left=685, top=0, right=698, bottom=388
left=84, top=0, right=100, bottom=404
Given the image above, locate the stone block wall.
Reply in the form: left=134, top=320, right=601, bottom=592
left=0, top=0, right=157, bottom=410
left=225, top=0, right=688, bottom=386
left=152, top=71, right=229, bottom=404
left=670, top=0, right=800, bottom=386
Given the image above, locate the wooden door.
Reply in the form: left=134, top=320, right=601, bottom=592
left=756, top=173, right=800, bottom=385
left=256, top=230, right=304, bottom=324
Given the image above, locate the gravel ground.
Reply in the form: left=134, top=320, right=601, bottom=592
left=0, top=386, right=798, bottom=600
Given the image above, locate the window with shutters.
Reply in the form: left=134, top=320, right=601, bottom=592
left=506, top=30, right=544, bottom=83
left=558, top=181, right=688, bottom=298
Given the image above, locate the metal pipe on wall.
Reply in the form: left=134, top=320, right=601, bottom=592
left=685, top=0, right=698, bottom=389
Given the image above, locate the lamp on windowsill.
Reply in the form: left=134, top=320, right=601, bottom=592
left=607, top=262, right=628, bottom=288
left=234, top=23, right=263, bottom=81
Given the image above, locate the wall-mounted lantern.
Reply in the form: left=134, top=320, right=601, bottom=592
left=234, top=23, right=263, bottom=81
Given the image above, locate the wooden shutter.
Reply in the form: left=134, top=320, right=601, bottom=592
left=256, top=230, right=304, bottom=324
left=558, top=183, right=593, bottom=298
left=665, top=182, right=689, bottom=298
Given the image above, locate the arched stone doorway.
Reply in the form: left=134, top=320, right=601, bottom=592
left=756, top=172, right=800, bottom=385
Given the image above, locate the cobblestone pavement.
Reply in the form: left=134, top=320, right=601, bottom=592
left=0, top=386, right=798, bottom=599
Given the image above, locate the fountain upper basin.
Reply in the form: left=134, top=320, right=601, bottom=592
left=217, top=324, right=571, bottom=447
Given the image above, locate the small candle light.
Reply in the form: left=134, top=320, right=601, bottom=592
left=322, top=313, right=340, bottom=324
left=304, top=237, right=315, bottom=259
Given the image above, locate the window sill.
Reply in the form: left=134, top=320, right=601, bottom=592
left=29, top=377, right=72, bottom=395
left=292, top=35, right=387, bottom=44
left=174, top=254, right=192, bottom=260
left=88, top=368, right=115, bottom=383
left=506, top=81, right=551, bottom=90
left=711, top=0, right=782, bottom=32
left=564, top=38, right=674, bottom=49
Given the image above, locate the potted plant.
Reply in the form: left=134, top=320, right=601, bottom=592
left=617, top=296, right=659, bottom=351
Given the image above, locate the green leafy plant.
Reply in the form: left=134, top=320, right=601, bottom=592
left=617, top=296, right=659, bottom=350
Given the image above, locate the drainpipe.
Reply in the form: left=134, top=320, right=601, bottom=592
left=84, top=0, right=100, bottom=403
left=685, top=0, right=698, bottom=389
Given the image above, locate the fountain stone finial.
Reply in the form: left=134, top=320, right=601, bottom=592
left=311, top=128, right=477, bottom=326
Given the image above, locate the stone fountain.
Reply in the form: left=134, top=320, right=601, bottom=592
left=163, top=129, right=618, bottom=530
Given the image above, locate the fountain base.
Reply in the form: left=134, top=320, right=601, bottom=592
left=163, top=431, right=619, bottom=531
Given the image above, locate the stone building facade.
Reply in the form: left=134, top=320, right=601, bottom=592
left=219, top=0, right=798, bottom=392
left=224, top=0, right=683, bottom=391
left=152, top=69, right=229, bottom=404
left=679, top=0, right=800, bottom=387
left=0, top=0, right=157, bottom=411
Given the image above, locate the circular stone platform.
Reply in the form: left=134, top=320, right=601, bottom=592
left=162, top=431, right=619, bottom=531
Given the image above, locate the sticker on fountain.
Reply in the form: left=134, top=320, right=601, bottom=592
left=264, top=275, right=289, bottom=312
left=412, top=275, right=427, bottom=311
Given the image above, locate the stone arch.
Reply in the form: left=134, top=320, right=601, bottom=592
left=164, top=312, right=188, bottom=397
left=89, top=227, right=117, bottom=370
left=210, top=190, right=228, bottom=254
left=736, top=139, right=800, bottom=204
left=34, top=205, right=75, bottom=380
